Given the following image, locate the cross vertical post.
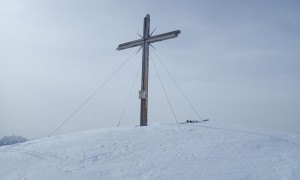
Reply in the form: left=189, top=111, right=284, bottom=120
left=117, top=14, right=180, bottom=126
left=140, top=14, right=150, bottom=126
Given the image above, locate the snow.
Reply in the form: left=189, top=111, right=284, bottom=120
left=1, top=122, right=300, bottom=180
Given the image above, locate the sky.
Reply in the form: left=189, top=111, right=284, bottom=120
left=1, top=0, right=299, bottom=139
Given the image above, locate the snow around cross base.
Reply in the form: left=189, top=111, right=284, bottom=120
left=1, top=122, right=300, bottom=180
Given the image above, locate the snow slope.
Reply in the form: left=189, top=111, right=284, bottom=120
left=1, top=122, right=300, bottom=180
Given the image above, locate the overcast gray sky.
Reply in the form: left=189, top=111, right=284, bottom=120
left=1, top=0, right=299, bottom=139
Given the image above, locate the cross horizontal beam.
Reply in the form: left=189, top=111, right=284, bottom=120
left=147, top=30, right=181, bottom=44
left=117, top=30, right=181, bottom=51
left=117, top=39, right=143, bottom=51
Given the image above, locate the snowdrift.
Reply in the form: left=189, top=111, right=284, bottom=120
left=1, top=122, right=300, bottom=179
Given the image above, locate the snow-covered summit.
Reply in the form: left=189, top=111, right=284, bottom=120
left=1, top=122, right=300, bottom=180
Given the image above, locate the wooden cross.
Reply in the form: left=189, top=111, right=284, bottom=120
left=117, top=14, right=181, bottom=126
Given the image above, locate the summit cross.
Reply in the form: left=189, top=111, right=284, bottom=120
left=117, top=14, right=181, bottom=126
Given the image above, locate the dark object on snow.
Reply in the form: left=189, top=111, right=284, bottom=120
left=186, top=119, right=209, bottom=123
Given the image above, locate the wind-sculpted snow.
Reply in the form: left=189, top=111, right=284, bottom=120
left=0, top=123, right=300, bottom=179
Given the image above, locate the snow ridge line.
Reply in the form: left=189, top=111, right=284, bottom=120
left=0, top=148, right=65, bottom=161
left=185, top=123, right=300, bottom=147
